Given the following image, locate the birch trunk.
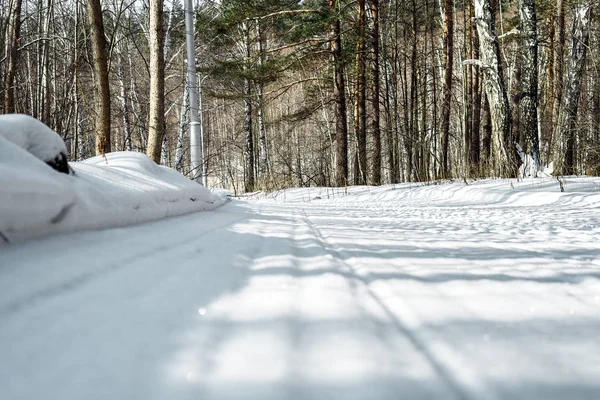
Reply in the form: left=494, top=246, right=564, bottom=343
left=519, top=0, right=540, bottom=169
left=474, top=0, right=513, bottom=176
left=117, top=42, right=132, bottom=152
left=256, top=23, right=268, bottom=178
left=482, top=93, right=492, bottom=165
left=554, top=2, right=593, bottom=175
left=176, top=89, right=188, bottom=172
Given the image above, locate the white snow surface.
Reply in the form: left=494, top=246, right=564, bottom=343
left=2, top=178, right=600, bottom=399
left=0, top=114, right=67, bottom=161
left=0, top=142, right=227, bottom=242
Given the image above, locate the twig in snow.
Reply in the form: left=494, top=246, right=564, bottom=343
left=0, top=230, right=10, bottom=243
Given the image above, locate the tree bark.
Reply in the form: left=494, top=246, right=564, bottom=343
left=330, top=0, right=349, bottom=187
left=482, top=93, right=492, bottom=165
left=470, top=2, right=482, bottom=176
left=3, top=0, right=23, bottom=113
left=519, top=0, right=540, bottom=168
left=146, top=0, right=166, bottom=163
left=545, top=11, right=555, bottom=153
left=355, top=0, right=367, bottom=185
left=117, top=41, right=132, bottom=152
left=370, top=0, right=381, bottom=185
left=555, top=2, right=593, bottom=175
left=441, top=0, right=454, bottom=178
left=383, top=26, right=396, bottom=183
left=87, top=0, right=111, bottom=155
left=553, top=0, right=566, bottom=128
left=176, top=88, right=188, bottom=172
left=257, top=22, right=268, bottom=179
left=474, top=0, right=513, bottom=176
left=243, top=21, right=255, bottom=192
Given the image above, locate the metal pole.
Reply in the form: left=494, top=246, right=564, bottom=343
left=199, top=74, right=208, bottom=186
left=184, top=0, right=202, bottom=183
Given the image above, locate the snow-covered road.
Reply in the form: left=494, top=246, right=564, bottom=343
left=2, top=182, right=600, bottom=400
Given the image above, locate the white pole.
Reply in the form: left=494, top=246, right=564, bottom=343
left=199, top=74, right=208, bottom=186
left=184, top=0, right=203, bottom=183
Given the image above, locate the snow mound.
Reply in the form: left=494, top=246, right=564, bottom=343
left=0, top=146, right=228, bottom=243
left=0, top=114, right=71, bottom=174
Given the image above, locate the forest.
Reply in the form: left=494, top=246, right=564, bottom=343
left=1, top=0, right=598, bottom=194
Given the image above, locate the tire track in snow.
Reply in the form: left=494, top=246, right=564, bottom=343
left=0, top=210, right=251, bottom=316
left=299, top=206, right=479, bottom=400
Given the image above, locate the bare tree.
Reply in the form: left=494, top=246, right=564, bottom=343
left=330, top=0, right=349, bottom=187
left=554, top=1, right=593, bottom=175
left=519, top=0, right=540, bottom=168
left=355, top=0, right=367, bottom=185
left=242, top=20, right=254, bottom=192
left=470, top=1, right=482, bottom=176
left=257, top=22, right=269, bottom=179
left=3, top=0, right=23, bottom=113
left=87, top=0, right=111, bottom=155
left=370, top=0, right=382, bottom=185
left=441, top=0, right=453, bottom=178
left=474, top=0, right=513, bottom=176
left=146, top=0, right=166, bottom=163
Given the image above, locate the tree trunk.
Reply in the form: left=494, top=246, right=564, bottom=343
left=545, top=10, right=555, bottom=156
left=41, top=0, right=52, bottom=125
left=383, top=36, right=396, bottom=183
left=441, top=0, right=454, bottom=178
left=146, top=0, right=166, bottom=163
left=553, top=0, right=566, bottom=128
left=370, top=0, right=382, bottom=185
left=482, top=93, right=492, bottom=166
left=330, top=0, right=349, bottom=187
left=555, top=2, right=593, bottom=175
left=406, top=1, right=417, bottom=181
left=3, top=0, right=23, bottom=113
left=243, top=21, right=255, bottom=192
left=257, top=22, right=268, bottom=179
left=73, top=0, right=80, bottom=160
left=118, top=42, right=132, bottom=152
left=474, top=0, right=513, bottom=176
left=519, top=0, right=540, bottom=168
left=87, top=0, right=111, bottom=155
left=355, top=0, right=367, bottom=185
left=470, top=3, right=482, bottom=176
left=425, top=0, right=439, bottom=180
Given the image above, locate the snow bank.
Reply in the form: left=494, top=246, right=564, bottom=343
left=0, top=114, right=67, bottom=163
left=0, top=143, right=228, bottom=243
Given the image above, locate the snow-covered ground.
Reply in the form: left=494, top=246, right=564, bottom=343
left=2, top=178, right=600, bottom=399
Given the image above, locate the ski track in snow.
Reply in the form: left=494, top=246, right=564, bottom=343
left=1, top=182, right=600, bottom=400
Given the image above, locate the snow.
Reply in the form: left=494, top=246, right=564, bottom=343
left=0, top=114, right=68, bottom=162
left=0, top=139, right=227, bottom=243
left=2, top=174, right=600, bottom=399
